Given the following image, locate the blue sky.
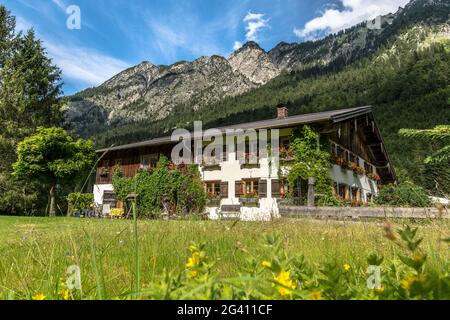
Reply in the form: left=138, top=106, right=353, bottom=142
left=4, top=0, right=409, bottom=95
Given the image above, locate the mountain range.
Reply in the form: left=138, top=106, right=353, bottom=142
left=66, top=0, right=449, bottom=140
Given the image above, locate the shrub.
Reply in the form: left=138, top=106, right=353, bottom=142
left=374, top=183, right=432, bottom=208
left=316, top=194, right=344, bottom=207
left=112, top=156, right=206, bottom=218
left=67, top=192, right=94, bottom=216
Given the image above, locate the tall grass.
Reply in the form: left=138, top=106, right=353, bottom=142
left=0, top=216, right=448, bottom=299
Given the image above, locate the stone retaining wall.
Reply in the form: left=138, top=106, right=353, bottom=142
left=280, top=206, right=449, bottom=219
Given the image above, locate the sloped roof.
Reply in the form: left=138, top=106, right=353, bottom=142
left=97, top=106, right=373, bottom=153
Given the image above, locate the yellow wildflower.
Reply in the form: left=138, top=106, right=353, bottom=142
left=310, top=291, right=323, bottom=300
left=188, top=270, right=198, bottom=278
left=343, top=264, right=351, bottom=271
left=32, top=293, right=46, bottom=300
left=274, top=271, right=296, bottom=296
left=374, top=287, right=385, bottom=293
left=186, top=251, right=201, bottom=269
left=400, top=275, right=426, bottom=290
left=262, top=261, right=272, bottom=269
left=59, top=288, right=70, bottom=301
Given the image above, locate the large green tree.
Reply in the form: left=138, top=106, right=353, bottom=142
left=13, top=127, right=96, bottom=216
left=0, top=5, right=65, bottom=215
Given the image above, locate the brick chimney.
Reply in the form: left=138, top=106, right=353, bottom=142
left=277, top=104, right=289, bottom=119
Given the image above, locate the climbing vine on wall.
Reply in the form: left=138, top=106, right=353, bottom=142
left=112, top=156, right=206, bottom=218
left=286, top=126, right=333, bottom=201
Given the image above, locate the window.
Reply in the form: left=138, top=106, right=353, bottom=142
left=141, top=154, right=159, bottom=170
left=204, top=181, right=221, bottom=196
left=336, top=183, right=347, bottom=199
left=351, top=187, right=360, bottom=201
left=243, top=179, right=259, bottom=195
left=280, top=137, right=290, bottom=149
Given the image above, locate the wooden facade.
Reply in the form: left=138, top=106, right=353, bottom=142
left=94, top=107, right=396, bottom=187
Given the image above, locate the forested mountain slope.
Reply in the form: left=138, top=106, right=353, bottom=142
left=66, top=0, right=450, bottom=190
left=67, top=0, right=449, bottom=138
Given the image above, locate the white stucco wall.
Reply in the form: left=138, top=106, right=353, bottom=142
left=93, top=184, right=114, bottom=206
left=330, top=165, right=378, bottom=201
left=93, top=152, right=379, bottom=221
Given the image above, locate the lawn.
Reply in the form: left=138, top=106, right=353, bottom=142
left=0, top=216, right=448, bottom=300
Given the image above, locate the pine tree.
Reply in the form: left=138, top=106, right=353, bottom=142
left=0, top=5, right=65, bottom=215
left=0, top=5, right=16, bottom=69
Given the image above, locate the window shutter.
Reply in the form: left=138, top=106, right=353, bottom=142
left=235, top=181, right=243, bottom=198
left=271, top=180, right=281, bottom=198
left=259, top=180, right=267, bottom=198
left=220, top=182, right=228, bottom=199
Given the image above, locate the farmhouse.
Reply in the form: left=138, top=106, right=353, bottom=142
left=93, top=105, right=396, bottom=220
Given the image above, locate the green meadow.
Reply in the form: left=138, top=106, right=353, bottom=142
left=0, top=216, right=448, bottom=300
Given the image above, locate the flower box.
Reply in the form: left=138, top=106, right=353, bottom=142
left=239, top=197, right=260, bottom=207
left=206, top=199, right=221, bottom=207
left=355, top=166, right=366, bottom=176
left=368, top=173, right=381, bottom=182
left=202, top=164, right=221, bottom=171
left=240, top=163, right=260, bottom=169
left=333, top=157, right=348, bottom=167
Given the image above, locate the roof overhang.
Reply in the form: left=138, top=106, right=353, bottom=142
left=96, top=106, right=373, bottom=153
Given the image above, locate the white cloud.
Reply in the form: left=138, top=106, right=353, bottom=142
left=244, top=12, right=269, bottom=42
left=294, top=0, right=410, bottom=40
left=51, top=0, right=67, bottom=11
left=44, top=41, right=130, bottom=87
left=233, top=41, right=243, bottom=50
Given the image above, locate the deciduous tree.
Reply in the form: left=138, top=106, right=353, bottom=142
left=13, top=127, right=96, bottom=216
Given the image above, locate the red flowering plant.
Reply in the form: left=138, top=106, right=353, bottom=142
left=333, top=156, right=347, bottom=167
left=368, top=173, right=381, bottom=182
left=355, top=166, right=366, bottom=176
left=207, top=192, right=220, bottom=201
left=280, top=191, right=290, bottom=199
left=347, top=161, right=358, bottom=171
left=241, top=191, right=259, bottom=199
left=280, top=146, right=294, bottom=160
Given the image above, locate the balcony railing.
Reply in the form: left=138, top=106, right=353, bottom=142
left=330, top=141, right=379, bottom=181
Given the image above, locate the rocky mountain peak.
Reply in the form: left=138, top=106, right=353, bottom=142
left=67, top=0, right=450, bottom=139
left=228, top=41, right=280, bottom=85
